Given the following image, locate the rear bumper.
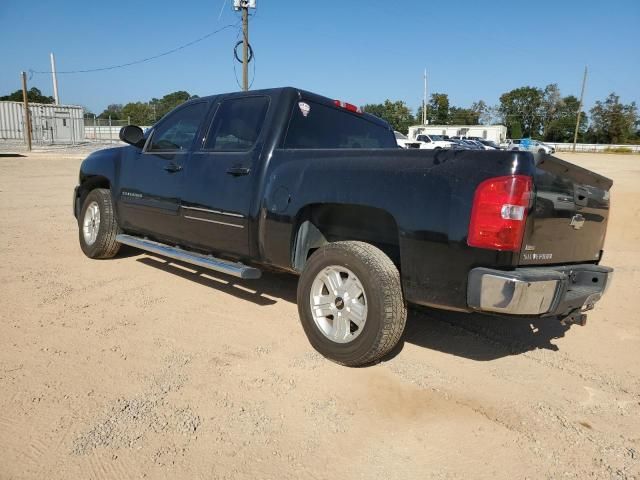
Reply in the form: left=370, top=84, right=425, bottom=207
left=467, top=264, right=613, bottom=316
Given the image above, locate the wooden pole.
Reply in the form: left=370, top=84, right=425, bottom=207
left=21, top=71, right=32, bottom=151
left=242, top=5, right=249, bottom=91
left=572, top=66, right=587, bottom=152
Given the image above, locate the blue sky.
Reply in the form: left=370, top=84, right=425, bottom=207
left=1, top=0, right=638, bottom=115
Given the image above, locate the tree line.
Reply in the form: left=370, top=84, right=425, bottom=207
left=3, top=85, right=638, bottom=144
left=92, top=91, right=198, bottom=125
left=364, top=85, right=639, bottom=144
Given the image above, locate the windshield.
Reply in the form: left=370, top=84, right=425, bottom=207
left=394, top=131, right=408, bottom=140
left=429, top=135, right=446, bottom=141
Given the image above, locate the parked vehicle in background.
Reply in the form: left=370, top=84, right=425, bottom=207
left=452, top=139, right=483, bottom=150
left=506, top=139, right=556, bottom=154
left=466, top=139, right=492, bottom=150
left=73, top=87, right=613, bottom=367
left=415, top=134, right=453, bottom=150
left=477, top=139, right=501, bottom=150
left=446, top=138, right=472, bottom=150
left=394, top=131, right=422, bottom=149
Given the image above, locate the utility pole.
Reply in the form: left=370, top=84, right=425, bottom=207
left=423, top=69, right=428, bottom=125
left=21, top=71, right=32, bottom=151
left=234, top=0, right=256, bottom=91
left=242, top=6, right=249, bottom=91
left=50, top=52, right=60, bottom=104
left=573, top=66, right=587, bottom=152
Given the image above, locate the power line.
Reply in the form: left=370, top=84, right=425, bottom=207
left=29, top=23, right=238, bottom=75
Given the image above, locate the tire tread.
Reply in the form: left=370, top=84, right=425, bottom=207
left=301, top=241, right=406, bottom=367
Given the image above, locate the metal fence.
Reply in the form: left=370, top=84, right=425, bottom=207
left=545, top=142, right=640, bottom=153
left=83, top=117, right=151, bottom=143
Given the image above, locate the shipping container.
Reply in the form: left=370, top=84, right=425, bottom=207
left=0, top=101, right=84, bottom=144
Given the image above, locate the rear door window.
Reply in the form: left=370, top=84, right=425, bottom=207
left=204, top=96, right=270, bottom=151
left=284, top=101, right=396, bottom=149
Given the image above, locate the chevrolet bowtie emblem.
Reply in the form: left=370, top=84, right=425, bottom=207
left=570, top=214, right=586, bottom=230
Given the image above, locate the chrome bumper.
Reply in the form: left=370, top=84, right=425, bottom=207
left=467, top=264, right=613, bottom=316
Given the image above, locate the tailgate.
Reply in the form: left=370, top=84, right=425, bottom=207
left=520, top=155, right=612, bottom=265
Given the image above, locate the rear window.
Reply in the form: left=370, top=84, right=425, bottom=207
left=283, top=101, right=396, bottom=149
left=204, top=96, right=270, bottom=151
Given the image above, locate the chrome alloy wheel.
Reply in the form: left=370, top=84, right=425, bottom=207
left=82, top=201, right=101, bottom=246
left=309, top=266, right=368, bottom=344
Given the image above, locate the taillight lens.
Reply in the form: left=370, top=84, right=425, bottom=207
left=467, top=175, right=533, bottom=251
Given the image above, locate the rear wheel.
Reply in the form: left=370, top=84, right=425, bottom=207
left=297, top=241, right=406, bottom=366
left=78, top=188, right=121, bottom=259
left=538, top=148, right=546, bottom=153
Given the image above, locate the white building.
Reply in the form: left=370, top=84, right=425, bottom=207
left=0, top=101, right=84, bottom=145
left=408, top=124, right=507, bottom=144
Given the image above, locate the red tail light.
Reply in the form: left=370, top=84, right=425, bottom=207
left=334, top=99, right=362, bottom=114
left=467, top=175, right=533, bottom=251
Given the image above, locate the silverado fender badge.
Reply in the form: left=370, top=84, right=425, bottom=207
left=570, top=214, right=586, bottom=230
left=298, top=102, right=311, bottom=117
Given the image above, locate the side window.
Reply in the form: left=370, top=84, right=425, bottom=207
left=204, top=96, right=270, bottom=151
left=283, top=101, right=397, bottom=149
left=148, top=102, right=208, bottom=152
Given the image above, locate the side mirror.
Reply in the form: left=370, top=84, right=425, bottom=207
left=119, top=125, right=145, bottom=148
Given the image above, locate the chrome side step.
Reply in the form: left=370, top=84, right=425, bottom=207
left=116, top=234, right=262, bottom=280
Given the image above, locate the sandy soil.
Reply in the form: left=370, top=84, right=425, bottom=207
left=0, top=149, right=638, bottom=479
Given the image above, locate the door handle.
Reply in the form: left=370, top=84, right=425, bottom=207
left=226, top=166, right=251, bottom=176
left=164, top=163, right=183, bottom=173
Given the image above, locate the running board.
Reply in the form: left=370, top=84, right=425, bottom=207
left=116, top=234, right=262, bottom=280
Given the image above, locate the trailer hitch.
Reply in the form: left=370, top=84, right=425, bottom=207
left=560, top=310, right=588, bottom=327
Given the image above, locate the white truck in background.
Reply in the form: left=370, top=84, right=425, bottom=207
left=415, top=134, right=453, bottom=150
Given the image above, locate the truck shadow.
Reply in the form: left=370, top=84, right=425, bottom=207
left=394, top=307, right=572, bottom=362
left=135, top=255, right=298, bottom=306
left=134, top=252, right=571, bottom=362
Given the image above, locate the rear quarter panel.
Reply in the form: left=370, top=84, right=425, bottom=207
left=259, top=149, right=536, bottom=311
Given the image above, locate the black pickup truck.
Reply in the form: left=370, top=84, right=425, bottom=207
left=73, top=87, right=613, bottom=366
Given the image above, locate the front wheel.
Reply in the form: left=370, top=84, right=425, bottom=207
left=297, top=241, right=407, bottom=366
left=78, top=188, right=121, bottom=259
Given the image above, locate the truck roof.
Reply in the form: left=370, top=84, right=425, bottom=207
left=188, top=87, right=391, bottom=130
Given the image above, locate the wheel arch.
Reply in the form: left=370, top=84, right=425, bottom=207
left=75, top=175, right=111, bottom=218
left=291, top=203, right=401, bottom=272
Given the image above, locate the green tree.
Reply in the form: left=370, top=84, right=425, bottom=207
left=541, top=83, right=562, bottom=137
left=544, top=95, right=587, bottom=143
left=122, top=102, right=154, bottom=126
left=149, top=90, right=196, bottom=121
left=427, top=93, right=450, bottom=125
left=0, top=87, right=54, bottom=104
left=98, top=104, right=124, bottom=120
left=588, top=93, right=638, bottom=144
left=509, top=121, right=523, bottom=139
left=498, top=86, right=544, bottom=138
left=363, top=99, right=415, bottom=134
left=448, top=107, right=480, bottom=125
left=471, top=100, right=492, bottom=125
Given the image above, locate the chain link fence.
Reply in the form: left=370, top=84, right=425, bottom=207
left=83, top=116, right=150, bottom=144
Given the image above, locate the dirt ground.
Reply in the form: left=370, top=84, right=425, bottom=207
left=0, top=149, right=638, bottom=480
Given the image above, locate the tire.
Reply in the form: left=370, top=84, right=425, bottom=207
left=78, top=188, right=121, bottom=259
left=538, top=148, right=546, bottom=154
left=297, top=241, right=407, bottom=367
